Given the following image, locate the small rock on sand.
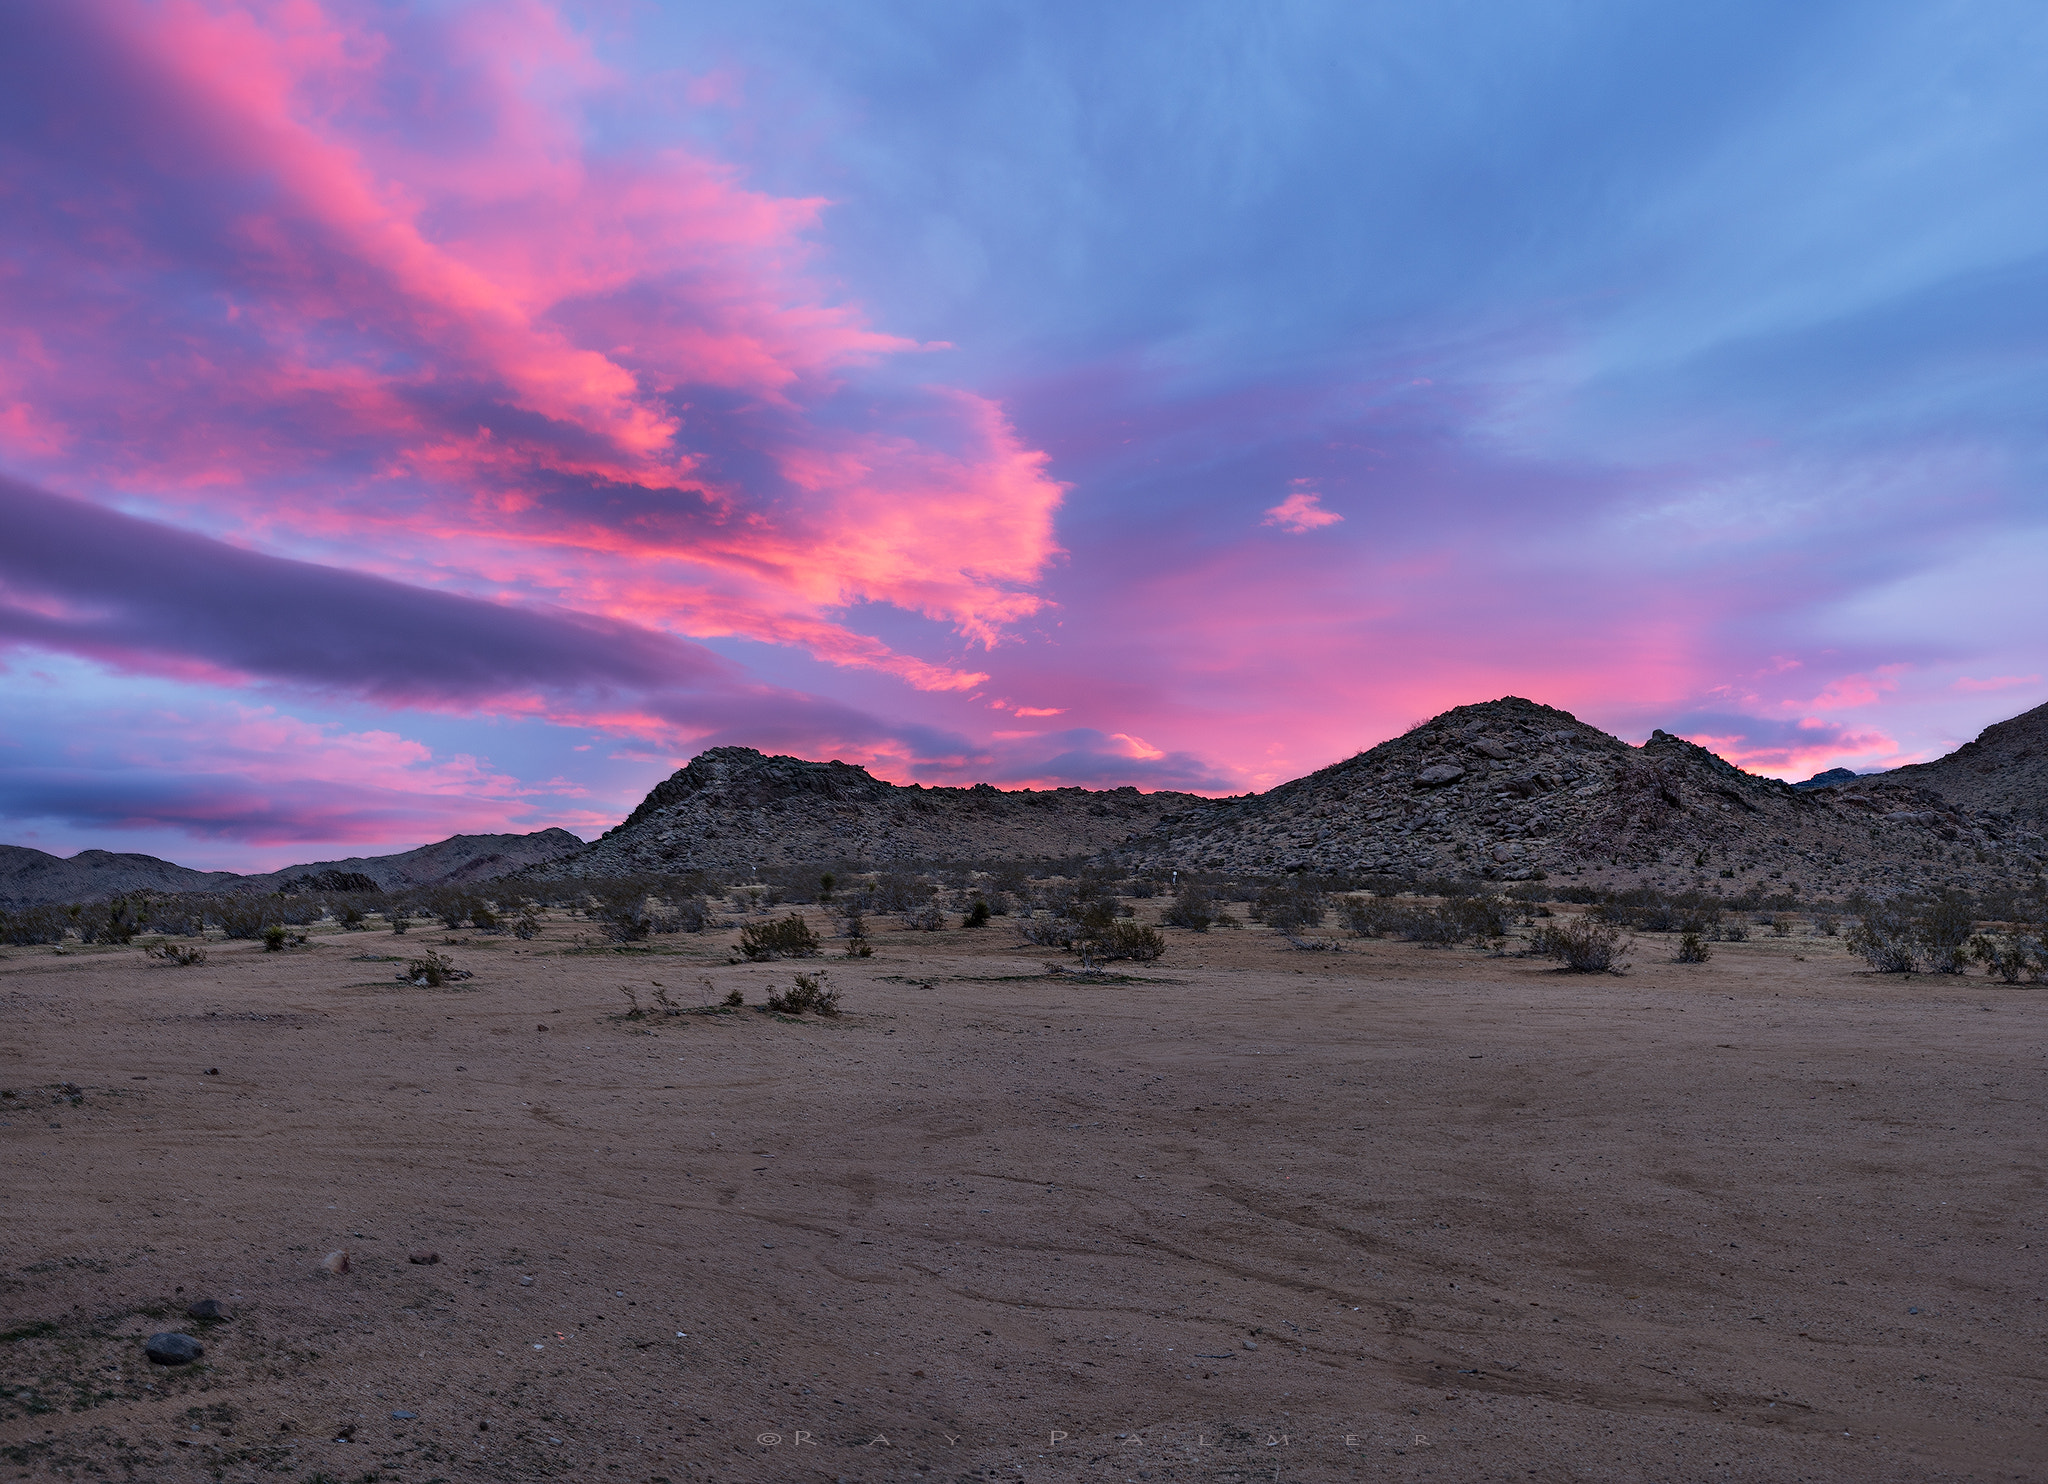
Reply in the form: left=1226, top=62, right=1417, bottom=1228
left=184, top=1298, right=228, bottom=1321
left=408, top=1249, right=440, bottom=1265
left=320, top=1250, right=350, bottom=1274
left=145, top=1332, right=203, bottom=1365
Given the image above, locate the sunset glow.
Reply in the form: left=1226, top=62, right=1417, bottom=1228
left=3, top=2, right=2045, bottom=868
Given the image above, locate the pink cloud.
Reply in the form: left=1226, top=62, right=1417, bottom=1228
left=0, top=1, right=1062, bottom=692
left=1261, top=485, right=1343, bottom=533
left=1954, top=674, right=2040, bottom=693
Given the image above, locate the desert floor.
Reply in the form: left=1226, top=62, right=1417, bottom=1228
left=0, top=909, right=2040, bottom=1483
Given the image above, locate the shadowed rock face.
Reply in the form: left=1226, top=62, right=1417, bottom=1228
left=541, top=746, right=1214, bottom=877
left=11, top=698, right=2048, bottom=906
left=542, top=701, right=2047, bottom=899
left=1113, top=697, right=2046, bottom=897
left=1883, top=699, right=2048, bottom=828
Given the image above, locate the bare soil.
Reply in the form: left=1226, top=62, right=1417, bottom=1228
left=0, top=910, right=2040, bottom=1483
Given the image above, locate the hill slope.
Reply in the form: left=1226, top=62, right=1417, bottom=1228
left=0, top=846, right=242, bottom=908
left=0, top=829, right=584, bottom=907
left=1115, top=697, right=2047, bottom=897
left=1883, top=699, right=2048, bottom=827
left=540, top=747, right=1210, bottom=878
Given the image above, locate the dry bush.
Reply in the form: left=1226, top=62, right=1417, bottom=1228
left=1016, top=915, right=1079, bottom=949
left=1083, top=921, right=1166, bottom=963
left=1163, top=883, right=1217, bottom=931
left=398, top=951, right=472, bottom=987
left=1529, top=916, right=1631, bottom=973
left=1674, top=932, right=1712, bottom=963
left=144, top=940, right=209, bottom=967
left=739, top=915, right=822, bottom=960
left=766, top=971, right=841, bottom=1016
left=901, top=903, right=947, bottom=932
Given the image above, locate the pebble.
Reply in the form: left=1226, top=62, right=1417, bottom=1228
left=184, top=1298, right=228, bottom=1321
left=407, top=1249, right=440, bottom=1265
left=519, top=1275, right=535, bottom=1286
left=320, top=1250, right=350, bottom=1274
left=390, top=1410, right=417, bottom=1420
left=145, top=1332, right=203, bottom=1365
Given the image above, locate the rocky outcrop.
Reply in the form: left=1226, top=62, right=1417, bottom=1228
left=1114, top=698, right=2046, bottom=897
left=1883, top=699, right=2048, bottom=829
left=539, top=747, right=1212, bottom=878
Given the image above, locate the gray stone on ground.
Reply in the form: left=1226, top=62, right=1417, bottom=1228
left=145, top=1332, right=203, bottom=1364
left=184, top=1298, right=228, bottom=1320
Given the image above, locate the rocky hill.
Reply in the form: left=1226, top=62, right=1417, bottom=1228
left=1883, top=699, right=2048, bottom=828
left=239, top=829, right=585, bottom=894
left=13, top=698, right=2048, bottom=907
left=0, top=846, right=242, bottom=908
left=538, top=747, right=1210, bottom=879
left=1114, top=697, right=2047, bottom=899
left=0, top=828, right=584, bottom=907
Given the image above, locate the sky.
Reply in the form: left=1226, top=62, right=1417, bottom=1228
left=2, top=0, right=2045, bottom=871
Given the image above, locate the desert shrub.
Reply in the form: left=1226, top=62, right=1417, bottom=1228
left=1815, top=914, right=1839, bottom=936
left=1163, top=883, right=1217, bottom=932
left=389, top=911, right=412, bottom=936
left=140, top=905, right=206, bottom=937
left=871, top=874, right=930, bottom=913
left=766, top=971, right=841, bottom=1016
left=722, top=987, right=745, bottom=1007
left=75, top=898, right=142, bottom=945
left=1442, top=895, right=1509, bottom=940
left=213, top=898, right=279, bottom=940
left=1920, top=895, right=1976, bottom=974
left=336, top=903, right=367, bottom=931
left=1674, top=932, right=1712, bottom=963
left=1529, top=916, right=1631, bottom=973
left=511, top=908, right=543, bottom=940
left=1970, top=930, right=2047, bottom=984
left=1720, top=921, right=1749, bottom=943
left=1016, top=915, right=1079, bottom=949
left=399, top=951, right=472, bottom=987
left=738, top=915, right=823, bottom=960
left=1769, top=915, right=1793, bottom=937
left=1339, top=895, right=1407, bottom=938
left=145, top=940, right=208, bottom=967
left=649, top=896, right=708, bottom=934
left=963, top=899, right=991, bottom=928
left=1255, top=881, right=1327, bottom=938
left=1083, top=921, right=1167, bottom=963
left=1849, top=898, right=1919, bottom=973
left=261, top=924, right=308, bottom=951
left=901, top=903, right=947, bottom=932
left=1128, top=878, right=1158, bottom=900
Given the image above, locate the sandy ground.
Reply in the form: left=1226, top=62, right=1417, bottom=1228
left=0, top=909, right=2041, bottom=1484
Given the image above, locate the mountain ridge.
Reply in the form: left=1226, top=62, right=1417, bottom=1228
left=8, top=697, right=2046, bottom=905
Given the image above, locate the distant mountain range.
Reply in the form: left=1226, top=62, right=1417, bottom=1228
left=5, top=698, right=2044, bottom=906
left=0, top=829, right=583, bottom=908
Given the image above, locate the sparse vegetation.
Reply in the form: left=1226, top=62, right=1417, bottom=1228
left=1674, top=932, right=1712, bottom=963
left=144, top=940, right=208, bottom=967
left=1163, top=882, right=1217, bottom=931
left=766, top=971, right=841, bottom=1016
left=739, top=914, right=823, bottom=960
left=398, top=951, right=471, bottom=987
left=1529, top=916, right=1631, bottom=973
left=1082, top=921, right=1166, bottom=963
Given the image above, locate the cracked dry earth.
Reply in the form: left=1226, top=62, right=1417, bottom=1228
left=0, top=915, right=2041, bottom=1483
